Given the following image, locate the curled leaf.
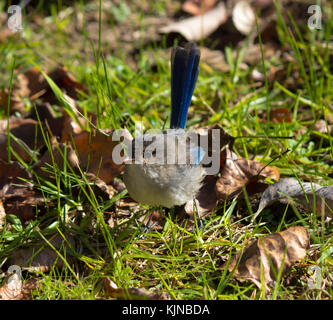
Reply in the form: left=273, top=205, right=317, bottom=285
left=0, top=159, right=31, bottom=197
left=228, top=226, right=310, bottom=291
left=232, top=1, right=256, bottom=35
left=160, top=2, right=227, bottom=41
left=215, top=147, right=280, bottom=201
left=254, top=178, right=333, bottom=220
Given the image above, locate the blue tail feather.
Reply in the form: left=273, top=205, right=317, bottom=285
left=170, top=42, right=200, bottom=129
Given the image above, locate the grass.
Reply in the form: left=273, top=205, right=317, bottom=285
left=0, top=0, right=333, bottom=300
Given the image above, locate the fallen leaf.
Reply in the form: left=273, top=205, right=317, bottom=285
left=215, top=147, right=280, bottom=201
left=6, top=233, right=75, bottom=272
left=110, top=179, right=126, bottom=193
left=104, top=277, right=170, bottom=300
left=47, top=67, right=87, bottom=101
left=160, top=2, right=227, bottom=41
left=270, top=108, right=292, bottom=123
left=0, top=159, right=31, bottom=198
left=0, top=133, right=33, bottom=163
left=2, top=186, right=47, bottom=221
left=60, top=109, right=96, bottom=143
left=232, top=0, right=256, bottom=35
left=33, top=139, right=80, bottom=180
left=0, top=66, right=86, bottom=115
left=227, top=226, right=310, bottom=291
left=254, top=178, right=333, bottom=220
left=182, top=0, right=218, bottom=16
left=24, top=102, right=65, bottom=139
left=0, top=117, right=46, bottom=151
left=71, top=129, right=125, bottom=184
left=252, top=0, right=273, bottom=9
left=85, top=173, right=117, bottom=200
left=0, top=67, right=47, bottom=115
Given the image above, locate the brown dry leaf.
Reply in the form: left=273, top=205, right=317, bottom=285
left=25, top=102, right=65, bottom=139
left=160, top=2, right=227, bottom=41
left=110, top=179, right=126, bottom=193
left=71, top=129, right=125, bottom=184
left=253, top=178, right=333, bottom=221
left=47, top=67, right=87, bottom=101
left=0, top=117, right=46, bottom=151
left=0, top=133, right=33, bottom=163
left=3, top=186, right=47, bottom=221
left=269, top=108, right=292, bottom=123
left=104, top=277, right=170, bottom=300
left=60, top=109, right=97, bottom=143
left=7, top=233, right=75, bottom=272
left=251, top=65, right=284, bottom=83
left=0, top=66, right=86, bottom=115
left=86, top=173, right=117, bottom=200
left=227, top=226, right=310, bottom=291
left=115, top=197, right=141, bottom=218
left=182, top=0, right=218, bottom=15
left=215, top=147, right=280, bottom=201
left=0, top=67, right=48, bottom=115
left=0, top=159, right=31, bottom=198
left=33, top=139, right=80, bottom=180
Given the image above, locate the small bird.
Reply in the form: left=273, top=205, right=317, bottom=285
left=123, top=42, right=205, bottom=209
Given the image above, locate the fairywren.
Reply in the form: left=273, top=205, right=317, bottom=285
left=123, top=42, right=205, bottom=208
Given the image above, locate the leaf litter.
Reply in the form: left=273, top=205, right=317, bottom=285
left=227, top=226, right=310, bottom=291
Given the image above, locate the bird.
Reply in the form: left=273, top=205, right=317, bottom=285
left=123, top=42, right=206, bottom=209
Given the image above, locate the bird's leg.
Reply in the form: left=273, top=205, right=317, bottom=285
left=192, top=198, right=204, bottom=232
left=138, top=207, right=161, bottom=238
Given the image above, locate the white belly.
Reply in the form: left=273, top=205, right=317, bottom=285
left=124, top=163, right=205, bottom=208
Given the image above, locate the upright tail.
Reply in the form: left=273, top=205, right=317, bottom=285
left=170, top=42, right=200, bottom=129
